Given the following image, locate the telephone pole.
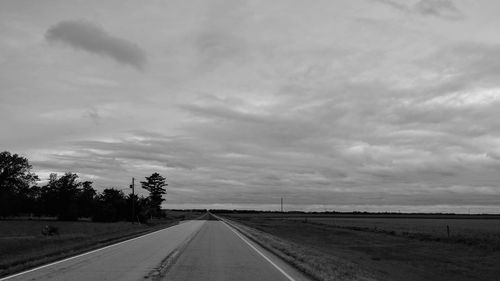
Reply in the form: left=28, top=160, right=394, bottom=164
left=281, top=197, right=283, bottom=213
left=130, top=177, right=135, bottom=223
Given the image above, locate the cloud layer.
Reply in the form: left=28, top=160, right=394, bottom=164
left=2, top=0, right=500, bottom=213
left=46, top=20, right=146, bottom=70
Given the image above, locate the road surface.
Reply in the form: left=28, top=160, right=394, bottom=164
left=1, top=221, right=205, bottom=281
left=2, top=219, right=310, bottom=281
left=164, top=220, right=307, bottom=281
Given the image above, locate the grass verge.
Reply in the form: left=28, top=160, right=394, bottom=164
left=223, top=214, right=500, bottom=281
left=219, top=216, right=376, bottom=281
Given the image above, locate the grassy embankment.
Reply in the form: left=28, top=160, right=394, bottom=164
left=222, top=213, right=500, bottom=281
left=0, top=210, right=204, bottom=278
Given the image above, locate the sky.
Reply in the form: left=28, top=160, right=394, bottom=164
left=1, top=0, right=500, bottom=213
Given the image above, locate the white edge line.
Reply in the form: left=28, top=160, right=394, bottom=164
left=219, top=218, right=297, bottom=281
left=0, top=222, right=186, bottom=281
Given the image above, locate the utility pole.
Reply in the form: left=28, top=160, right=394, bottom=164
left=281, top=197, right=283, bottom=213
left=130, top=177, right=135, bottom=223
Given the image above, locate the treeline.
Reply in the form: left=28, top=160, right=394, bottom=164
left=0, top=151, right=167, bottom=222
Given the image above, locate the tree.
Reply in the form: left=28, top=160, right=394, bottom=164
left=0, top=151, right=39, bottom=217
left=40, top=172, right=82, bottom=220
left=126, top=194, right=150, bottom=223
left=77, top=181, right=96, bottom=218
left=141, top=172, right=167, bottom=217
left=92, top=188, right=127, bottom=222
left=16, top=183, right=41, bottom=215
left=40, top=173, right=60, bottom=217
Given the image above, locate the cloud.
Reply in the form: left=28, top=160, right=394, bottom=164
left=425, top=42, right=500, bottom=85
left=30, top=127, right=500, bottom=209
left=45, top=20, right=146, bottom=70
left=414, top=0, right=463, bottom=19
left=190, top=0, right=252, bottom=70
left=5, top=1, right=500, bottom=212
left=85, top=108, right=101, bottom=125
left=374, top=0, right=410, bottom=12
left=374, top=0, right=464, bottom=20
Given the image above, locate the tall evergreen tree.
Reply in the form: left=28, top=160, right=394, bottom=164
left=141, top=172, right=167, bottom=217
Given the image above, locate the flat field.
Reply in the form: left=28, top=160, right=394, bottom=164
left=287, top=216, right=500, bottom=249
left=0, top=210, right=204, bottom=277
left=223, top=213, right=500, bottom=281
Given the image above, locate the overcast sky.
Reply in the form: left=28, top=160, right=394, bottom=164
left=2, top=0, right=500, bottom=213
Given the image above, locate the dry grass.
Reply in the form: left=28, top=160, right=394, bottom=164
left=221, top=217, right=376, bottom=281
left=224, top=214, right=500, bottom=281
left=291, top=217, right=500, bottom=249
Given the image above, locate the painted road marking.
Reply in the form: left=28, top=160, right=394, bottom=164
left=220, top=219, right=297, bottom=281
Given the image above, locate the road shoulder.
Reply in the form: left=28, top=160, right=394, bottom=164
left=216, top=215, right=313, bottom=281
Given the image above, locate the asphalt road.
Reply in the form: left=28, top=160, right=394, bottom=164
left=163, top=220, right=307, bottom=281
left=1, top=220, right=205, bottom=281
left=2, top=219, right=310, bottom=281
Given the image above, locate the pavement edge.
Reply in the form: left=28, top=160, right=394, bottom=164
left=213, top=214, right=312, bottom=281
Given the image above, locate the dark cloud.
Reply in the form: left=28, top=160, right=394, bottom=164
left=414, top=0, right=463, bottom=19
left=374, top=0, right=410, bottom=12
left=84, top=108, right=101, bottom=125
left=374, top=0, right=464, bottom=20
left=45, top=20, right=146, bottom=70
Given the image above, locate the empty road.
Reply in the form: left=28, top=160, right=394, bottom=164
left=164, top=220, right=307, bottom=281
left=2, top=218, right=309, bottom=281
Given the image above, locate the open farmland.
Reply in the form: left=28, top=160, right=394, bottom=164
left=222, top=213, right=500, bottom=281
left=286, top=216, right=500, bottom=249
